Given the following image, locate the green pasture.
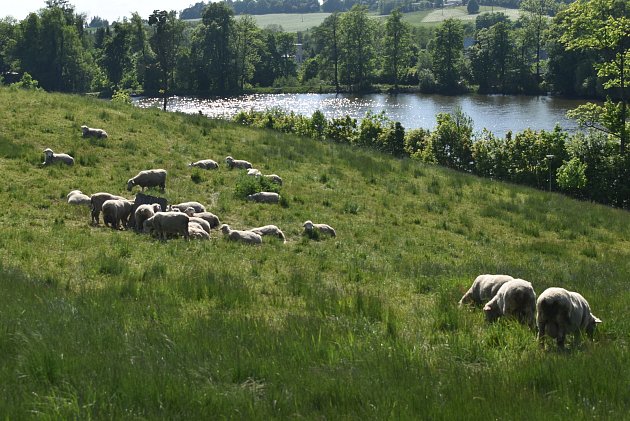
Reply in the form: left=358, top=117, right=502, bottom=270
left=0, top=87, right=628, bottom=419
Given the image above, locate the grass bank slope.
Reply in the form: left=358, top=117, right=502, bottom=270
left=0, top=87, right=628, bottom=419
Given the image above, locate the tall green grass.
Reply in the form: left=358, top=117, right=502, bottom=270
left=0, top=87, right=628, bottom=419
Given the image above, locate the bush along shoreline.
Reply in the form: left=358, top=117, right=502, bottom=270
left=233, top=107, right=630, bottom=209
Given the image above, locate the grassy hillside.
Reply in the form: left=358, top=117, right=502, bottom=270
left=0, top=87, right=629, bottom=419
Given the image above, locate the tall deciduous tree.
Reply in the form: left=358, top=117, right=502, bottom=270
left=558, top=0, right=629, bottom=152
left=234, top=15, right=261, bottom=89
left=148, top=10, right=183, bottom=110
left=383, top=9, right=412, bottom=91
left=339, top=5, right=375, bottom=91
left=313, top=12, right=341, bottom=92
left=519, top=0, right=555, bottom=82
left=431, top=18, right=465, bottom=93
left=198, top=2, right=236, bottom=94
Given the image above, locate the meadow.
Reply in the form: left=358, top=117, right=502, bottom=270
left=0, top=87, right=628, bottom=419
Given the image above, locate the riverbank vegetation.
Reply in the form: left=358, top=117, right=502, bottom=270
left=1, top=85, right=630, bottom=419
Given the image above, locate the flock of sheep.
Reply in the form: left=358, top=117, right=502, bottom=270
left=55, top=124, right=602, bottom=350
left=459, top=274, right=601, bottom=349
left=59, top=125, right=336, bottom=245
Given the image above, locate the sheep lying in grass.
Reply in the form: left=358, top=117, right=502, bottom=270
left=536, top=287, right=602, bottom=349
left=247, top=168, right=283, bottom=185
left=303, top=220, right=336, bottom=238
left=134, top=203, right=162, bottom=233
left=225, top=156, right=252, bottom=169
left=170, top=201, right=206, bottom=213
left=144, top=212, right=189, bottom=240
left=459, top=274, right=514, bottom=307
left=188, top=216, right=211, bottom=233
left=67, top=190, right=91, bottom=206
left=189, top=222, right=210, bottom=240
left=189, top=159, right=219, bottom=170
left=246, top=192, right=280, bottom=204
left=90, top=192, right=127, bottom=225
left=482, top=279, right=537, bottom=327
left=247, top=168, right=262, bottom=177
left=81, top=125, right=108, bottom=139
left=127, top=169, right=167, bottom=192
left=186, top=211, right=220, bottom=229
left=43, top=148, right=74, bottom=166
left=102, top=198, right=135, bottom=229
left=249, top=225, right=286, bottom=243
left=220, top=224, right=262, bottom=244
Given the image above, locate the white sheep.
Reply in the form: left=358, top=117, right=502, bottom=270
left=170, top=202, right=206, bottom=213
left=102, top=198, right=135, bottom=229
left=189, top=159, right=219, bottom=170
left=536, top=287, right=602, bottom=349
left=225, top=156, right=253, bottom=169
left=189, top=222, right=211, bottom=240
left=264, top=174, right=283, bottom=185
left=67, top=190, right=91, bottom=206
left=127, top=169, right=167, bottom=192
left=459, top=274, right=515, bottom=307
left=42, top=148, right=74, bottom=166
left=303, top=220, right=336, bottom=238
left=81, top=125, right=108, bottom=139
left=249, top=225, right=286, bottom=243
left=247, top=168, right=263, bottom=177
left=90, top=192, right=127, bottom=225
left=220, top=224, right=262, bottom=245
left=188, top=217, right=211, bottom=234
left=182, top=209, right=220, bottom=228
left=134, top=203, right=162, bottom=233
left=144, top=212, right=190, bottom=240
left=246, top=192, right=280, bottom=204
left=482, top=279, right=537, bottom=326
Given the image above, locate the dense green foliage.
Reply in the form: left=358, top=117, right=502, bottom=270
left=1, top=86, right=629, bottom=419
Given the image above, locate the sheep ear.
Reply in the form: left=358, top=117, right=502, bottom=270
left=483, top=304, right=492, bottom=312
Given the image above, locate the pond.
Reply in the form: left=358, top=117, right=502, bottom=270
left=133, top=93, right=592, bottom=138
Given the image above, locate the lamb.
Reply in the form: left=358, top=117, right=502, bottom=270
left=170, top=202, right=206, bottom=213
left=459, top=274, right=515, bottom=307
left=134, top=203, right=162, bottom=233
left=189, top=222, right=211, bottom=240
left=188, top=217, right=211, bottom=234
left=536, top=287, right=602, bottom=349
left=303, top=220, right=336, bottom=238
left=127, top=169, right=167, bottom=192
left=189, top=159, right=219, bottom=170
left=42, top=148, right=74, bottom=166
left=249, top=225, right=286, bottom=243
left=225, top=156, right=253, bottom=169
left=482, top=278, right=537, bottom=327
left=102, top=198, right=135, bottom=229
left=67, top=190, right=91, bottom=206
left=246, top=192, right=280, bottom=204
left=81, top=125, right=108, bottom=139
left=143, top=212, right=190, bottom=240
left=90, top=192, right=127, bottom=225
left=220, top=224, right=262, bottom=245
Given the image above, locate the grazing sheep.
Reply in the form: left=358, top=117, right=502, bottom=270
left=220, top=224, right=262, bottom=245
left=134, top=203, right=162, bottom=233
left=482, top=279, right=537, bottom=326
left=81, top=125, right=108, bottom=139
left=170, top=202, right=206, bottom=213
left=536, top=287, right=602, bottom=349
left=247, top=168, right=263, bottom=177
left=225, top=156, right=253, bottom=170
left=90, top=192, right=127, bottom=225
left=189, top=159, right=219, bottom=170
left=102, top=198, right=135, bottom=229
left=246, top=192, right=280, bottom=204
left=459, top=274, right=515, bottom=307
left=42, top=148, right=74, bottom=166
left=303, top=220, right=336, bottom=238
left=264, top=174, right=283, bottom=185
left=188, top=217, right=211, bottom=234
left=249, top=225, right=286, bottom=243
left=67, top=190, right=91, bottom=206
left=127, top=169, right=167, bottom=192
left=189, top=222, right=211, bottom=240
left=144, top=212, right=190, bottom=240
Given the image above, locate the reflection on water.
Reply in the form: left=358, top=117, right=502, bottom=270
left=133, top=93, right=590, bottom=137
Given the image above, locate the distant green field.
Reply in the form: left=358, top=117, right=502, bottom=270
left=237, top=12, right=331, bottom=32
left=403, top=6, right=522, bottom=25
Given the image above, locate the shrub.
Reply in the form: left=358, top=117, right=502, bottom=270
left=467, top=0, right=480, bottom=14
